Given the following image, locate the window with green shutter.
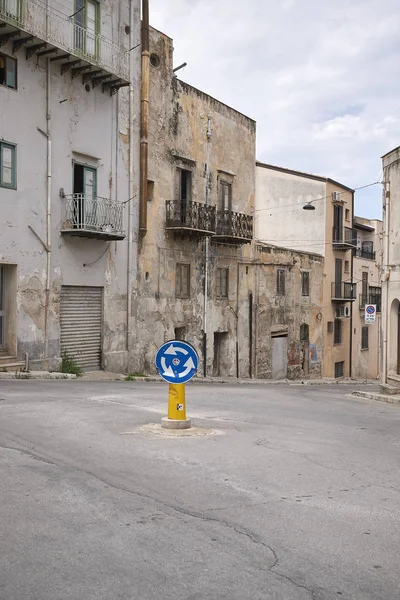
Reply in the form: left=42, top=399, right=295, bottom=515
left=0, top=142, right=16, bottom=189
left=0, top=53, right=17, bottom=90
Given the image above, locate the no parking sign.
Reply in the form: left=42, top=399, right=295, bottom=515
left=365, top=304, right=376, bottom=325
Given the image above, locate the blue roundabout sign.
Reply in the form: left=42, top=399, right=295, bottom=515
left=155, top=340, right=199, bottom=384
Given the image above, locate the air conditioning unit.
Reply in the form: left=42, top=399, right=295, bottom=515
left=336, top=306, right=350, bottom=319
left=332, top=191, right=342, bottom=202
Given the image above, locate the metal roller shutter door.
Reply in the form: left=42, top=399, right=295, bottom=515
left=60, top=286, right=103, bottom=370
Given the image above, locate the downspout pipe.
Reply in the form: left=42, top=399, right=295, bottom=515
left=139, top=0, right=149, bottom=237
left=349, top=191, right=354, bottom=379
left=45, top=58, right=52, bottom=369
left=382, top=181, right=390, bottom=384
left=126, top=0, right=135, bottom=356
left=203, top=116, right=212, bottom=377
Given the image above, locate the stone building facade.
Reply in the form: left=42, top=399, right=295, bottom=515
left=131, top=27, right=256, bottom=377
left=130, top=27, right=323, bottom=380
left=0, top=0, right=141, bottom=372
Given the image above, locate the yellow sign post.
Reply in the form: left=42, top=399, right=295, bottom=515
left=168, top=383, right=186, bottom=420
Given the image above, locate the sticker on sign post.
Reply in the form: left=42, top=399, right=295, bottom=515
left=365, top=304, right=376, bottom=325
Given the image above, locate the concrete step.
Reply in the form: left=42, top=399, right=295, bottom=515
left=380, top=383, right=400, bottom=396
left=387, top=373, right=400, bottom=384
left=0, top=361, right=25, bottom=372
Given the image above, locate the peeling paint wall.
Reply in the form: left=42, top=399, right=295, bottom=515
left=130, top=27, right=256, bottom=377
left=254, top=245, right=324, bottom=380
left=0, top=0, right=141, bottom=371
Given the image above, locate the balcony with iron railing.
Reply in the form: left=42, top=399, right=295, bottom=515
left=359, top=287, right=382, bottom=312
left=61, top=194, right=125, bottom=240
left=165, top=200, right=216, bottom=237
left=213, top=210, right=253, bottom=244
left=0, top=0, right=129, bottom=93
left=331, top=281, right=356, bottom=302
left=332, top=226, right=357, bottom=250
left=353, top=247, right=376, bottom=261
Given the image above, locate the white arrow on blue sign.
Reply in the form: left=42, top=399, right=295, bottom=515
left=155, top=340, right=199, bottom=384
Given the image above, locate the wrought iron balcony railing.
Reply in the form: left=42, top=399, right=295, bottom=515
left=0, top=0, right=130, bottom=85
left=331, top=281, right=356, bottom=301
left=214, top=210, right=253, bottom=244
left=354, top=247, right=376, bottom=261
left=359, top=287, right=381, bottom=312
left=165, top=200, right=216, bottom=236
left=61, top=194, right=125, bottom=240
left=332, top=226, right=357, bottom=249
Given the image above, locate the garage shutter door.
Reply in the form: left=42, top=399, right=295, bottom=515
left=60, top=286, right=103, bottom=370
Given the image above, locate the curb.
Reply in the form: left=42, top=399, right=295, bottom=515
left=351, top=390, right=400, bottom=405
left=0, top=371, right=77, bottom=380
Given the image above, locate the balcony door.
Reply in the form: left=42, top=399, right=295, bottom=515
left=335, top=258, right=342, bottom=298
left=176, top=168, right=192, bottom=226
left=333, top=204, right=343, bottom=242
left=74, top=0, right=99, bottom=58
left=73, top=164, right=97, bottom=229
left=219, top=181, right=232, bottom=232
left=362, top=272, right=368, bottom=304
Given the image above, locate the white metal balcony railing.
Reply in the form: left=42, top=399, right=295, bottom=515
left=0, top=0, right=130, bottom=81
left=61, top=194, right=125, bottom=240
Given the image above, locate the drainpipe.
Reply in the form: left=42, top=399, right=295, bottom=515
left=44, top=58, right=52, bottom=369
left=236, top=262, right=240, bottom=378
left=382, top=181, right=390, bottom=384
left=203, top=115, right=212, bottom=377
left=349, top=191, right=354, bottom=378
left=126, top=0, right=135, bottom=356
left=139, top=0, right=149, bottom=237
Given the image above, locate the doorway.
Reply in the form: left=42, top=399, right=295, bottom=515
left=213, top=332, right=228, bottom=377
left=271, top=335, right=288, bottom=380
left=300, top=324, right=310, bottom=376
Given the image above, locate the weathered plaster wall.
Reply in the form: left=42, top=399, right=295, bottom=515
left=0, top=0, right=141, bottom=371
left=255, top=245, right=324, bottom=380
left=130, top=27, right=256, bottom=377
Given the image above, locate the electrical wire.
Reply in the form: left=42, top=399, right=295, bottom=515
left=254, top=180, right=382, bottom=213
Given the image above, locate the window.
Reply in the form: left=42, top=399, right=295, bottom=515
left=277, top=269, right=285, bottom=295
left=327, top=321, right=333, bottom=333
left=334, top=319, right=342, bottom=345
left=334, top=361, right=344, bottom=378
left=174, top=327, right=186, bottom=340
left=345, top=208, right=350, bottom=221
left=0, top=53, right=17, bottom=90
left=216, top=268, right=229, bottom=298
left=361, top=326, right=369, bottom=350
left=344, top=260, right=350, bottom=273
left=362, top=271, right=368, bottom=303
left=175, top=263, right=190, bottom=298
left=147, top=180, right=154, bottom=202
left=300, top=323, right=309, bottom=342
left=74, top=0, right=99, bottom=57
left=301, top=271, right=310, bottom=296
left=0, top=142, right=16, bottom=189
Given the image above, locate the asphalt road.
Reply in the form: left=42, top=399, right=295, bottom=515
left=0, top=380, right=399, bottom=600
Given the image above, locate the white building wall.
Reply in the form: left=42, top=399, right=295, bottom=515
left=0, top=0, right=141, bottom=371
left=255, top=164, right=327, bottom=257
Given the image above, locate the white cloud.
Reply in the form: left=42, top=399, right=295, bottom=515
left=150, top=0, right=400, bottom=218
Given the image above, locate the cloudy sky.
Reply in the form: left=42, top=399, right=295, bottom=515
left=150, top=0, right=400, bottom=219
